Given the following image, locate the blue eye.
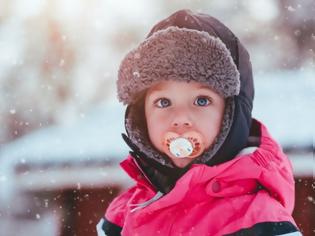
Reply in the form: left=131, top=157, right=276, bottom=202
left=156, top=98, right=171, bottom=108
left=195, top=97, right=211, bottom=106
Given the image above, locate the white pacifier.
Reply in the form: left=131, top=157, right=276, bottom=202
left=163, top=131, right=205, bottom=159
left=169, top=137, right=193, bottom=158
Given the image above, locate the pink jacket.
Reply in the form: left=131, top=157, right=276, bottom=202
left=104, top=121, right=299, bottom=235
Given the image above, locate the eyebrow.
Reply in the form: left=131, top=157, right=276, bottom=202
left=151, top=84, right=211, bottom=91
left=197, top=85, right=212, bottom=90
left=149, top=83, right=166, bottom=91
left=147, top=84, right=213, bottom=96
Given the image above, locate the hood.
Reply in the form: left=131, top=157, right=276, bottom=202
left=121, top=9, right=254, bottom=193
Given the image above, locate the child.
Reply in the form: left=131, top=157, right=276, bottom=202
left=97, top=9, right=302, bottom=236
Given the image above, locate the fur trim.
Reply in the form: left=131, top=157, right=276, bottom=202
left=117, top=26, right=240, bottom=105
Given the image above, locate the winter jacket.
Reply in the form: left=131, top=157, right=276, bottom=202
left=97, top=119, right=302, bottom=236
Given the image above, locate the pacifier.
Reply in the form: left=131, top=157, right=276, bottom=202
left=163, top=131, right=205, bottom=159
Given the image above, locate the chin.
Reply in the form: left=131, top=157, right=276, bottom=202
left=171, top=158, right=193, bottom=168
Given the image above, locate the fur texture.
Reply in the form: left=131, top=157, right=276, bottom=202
left=117, top=26, right=240, bottom=105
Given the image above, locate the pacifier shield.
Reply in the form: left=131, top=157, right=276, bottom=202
left=169, top=137, right=193, bottom=158
left=163, top=131, right=205, bottom=159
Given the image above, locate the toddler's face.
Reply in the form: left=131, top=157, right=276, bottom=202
left=144, top=80, right=225, bottom=168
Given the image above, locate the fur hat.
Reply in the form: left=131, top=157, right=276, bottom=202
left=117, top=26, right=240, bottom=105
left=116, top=10, right=253, bottom=172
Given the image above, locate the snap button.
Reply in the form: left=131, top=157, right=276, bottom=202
left=212, top=180, right=221, bottom=193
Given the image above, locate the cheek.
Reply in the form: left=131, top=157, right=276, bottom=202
left=145, top=111, right=168, bottom=150
left=199, top=109, right=224, bottom=147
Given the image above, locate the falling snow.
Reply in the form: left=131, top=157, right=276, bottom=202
left=287, top=6, right=296, bottom=12
left=0, top=0, right=314, bottom=235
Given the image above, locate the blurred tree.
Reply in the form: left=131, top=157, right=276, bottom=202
left=276, top=0, right=315, bottom=69
left=0, top=13, right=77, bottom=143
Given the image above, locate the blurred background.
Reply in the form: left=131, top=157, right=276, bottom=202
left=0, top=0, right=314, bottom=235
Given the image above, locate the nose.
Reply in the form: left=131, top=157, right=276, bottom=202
left=172, top=120, right=192, bottom=127
left=171, top=112, right=192, bottom=128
